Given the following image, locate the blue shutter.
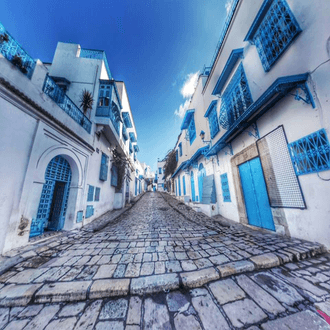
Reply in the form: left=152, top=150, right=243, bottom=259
left=201, top=175, right=217, bottom=204
left=111, top=165, right=118, bottom=187
left=76, top=211, right=83, bottom=223
left=183, top=175, right=186, bottom=195
left=189, top=117, right=196, bottom=145
left=87, top=185, right=94, bottom=201
left=99, top=153, right=109, bottom=181
left=94, top=187, right=101, bottom=201
left=178, top=175, right=181, bottom=196
left=86, top=205, right=94, bottom=218
left=221, top=173, right=231, bottom=202
left=179, top=143, right=182, bottom=156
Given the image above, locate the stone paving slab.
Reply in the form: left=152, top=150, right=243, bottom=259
left=0, top=192, right=327, bottom=304
left=0, top=255, right=329, bottom=329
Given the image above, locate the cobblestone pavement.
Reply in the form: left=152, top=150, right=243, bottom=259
left=0, top=255, right=330, bottom=329
left=0, top=192, right=325, bottom=306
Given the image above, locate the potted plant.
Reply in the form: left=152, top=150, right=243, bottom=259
left=0, top=33, right=9, bottom=43
left=80, top=89, right=94, bottom=116
left=12, top=54, right=23, bottom=67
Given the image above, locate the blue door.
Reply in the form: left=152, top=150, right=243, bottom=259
left=30, top=156, right=71, bottom=237
left=198, top=163, right=206, bottom=202
left=190, top=171, right=196, bottom=202
left=238, top=157, right=275, bottom=231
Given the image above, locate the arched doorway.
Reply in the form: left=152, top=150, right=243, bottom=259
left=190, top=171, right=196, bottom=202
left=198, top=163, right=206, bottom=202
left=30, top=155, right=72, bottom=237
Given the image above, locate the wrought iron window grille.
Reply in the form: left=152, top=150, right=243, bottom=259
left=288, top=129, right=330, bottom=176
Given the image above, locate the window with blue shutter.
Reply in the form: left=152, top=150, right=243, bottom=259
left=94, top=187, right=101, bottom=201
left=99, top=153, right=109, bottom=181
left=159, top=168, right=162, bottom=174
left=205, top=101, right=220, bottom=139
left=86, top=205, right=94, bottom=218
left=188, top=117, right=196, bottom=145
left=111, top=165, right=118, bottom=187
left=201, top=175, right=217, bottom=204
left=87, top=185, right=94, bottom=201
left=220, top=173, right=231, bottom=202
left=183, top=175, right=186, bottom=195
left=179, top=143, right=182, bottom=157
left=288, top=129, right=330, bottom=175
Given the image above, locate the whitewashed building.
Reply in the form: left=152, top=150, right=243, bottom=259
left=156, top=159, right=166, bottom=191
left=0, top=22, right=148, bottom=254
left=168, top=0, right=330, bottom=249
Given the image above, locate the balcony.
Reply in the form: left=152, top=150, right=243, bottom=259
left=122, top=124, right=129, bottom=141
left=0, top=22, right=36, bottom=79
left=80, top=48, right=112, bottom=79
left=43, top=74, right=92, bottom=133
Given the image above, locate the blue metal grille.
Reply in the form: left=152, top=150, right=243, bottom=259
left=220, top=173, right=231, bottom=202
left=188, top=117, right=196, bottom=145
left=80, top=48, right=112, bottom=79
left=253, top=0, right=301, bottom=71
left=31, top=156, right=71, bottom=237
left=0, top=22, right=36, bottom=79
left=219, top=63, right=253, bottom=130
left=207, top=104, right=220, bottom=139
left=94, top=187, right=101, bottom=202
left=43, top=75, right=92, bottom=133
left=111, top=165, right=118, bottom=187
left=87, top=185, right=94, bottom=201
left=288, top=129, right=330, bottom=176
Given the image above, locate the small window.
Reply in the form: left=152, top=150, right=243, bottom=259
left=188, top=117, right=196, bottom=145
left=98, top=85, right=111, bottom=107
left=178, top=143, right=182, bottom=157
left=159, top=168, right=162, bottom=174
left=252, top=0, right=301, bottom=71
left=87, top=185, right=94, bottom=202
left=176, top=150, right=179, bottom=162
left=111, top=165, right=118, bottom=187
left=99, top=153, right=109, bottom=181
left=95, top=187, right=101, bottom=201
left=288, top=129, right=330, bottom=175
left=86, top=205, right=94, bottom=218
left=220, top=173, right=231, bottom=202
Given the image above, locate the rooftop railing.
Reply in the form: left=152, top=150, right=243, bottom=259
left=43, top=74, right=92, bottom=133
left=0, top=22, right=36, bottom=79
left=80, top=48, right=112, bottom=79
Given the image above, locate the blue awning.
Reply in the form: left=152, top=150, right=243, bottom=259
left=212, top=48, right=244, bottom=96
left=189, top=146, right=209, bottom=164
left=207, top=73, right=312, bottom=156
left=180, top=109, right=195, bottom=130
left=122, top=112, right=133, bottom=128
left=129, top=132, right=137, bottom=142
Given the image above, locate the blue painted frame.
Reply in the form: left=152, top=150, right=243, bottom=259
left=220, top=173, right=231, bottom=202
left=183, top=175, right=186, bottom=195
left=205, top=101, right=220, bottom=139
left=99, top=153, right=109, bottom=181
left=87, top=185, right=94, bottom=201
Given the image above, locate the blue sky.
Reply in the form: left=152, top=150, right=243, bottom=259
left=0, top=0, right=229, bottom=171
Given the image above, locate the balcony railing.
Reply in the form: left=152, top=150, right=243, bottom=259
left=43, top=74, right=92, bottom=133
left=80, top=48, right=112, bottom=79
left=0, top=22, right=36, bottom=79
left=122, top=124, right=129, bottom=141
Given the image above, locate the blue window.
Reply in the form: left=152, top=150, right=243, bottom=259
left=183, top=175, right=186, bottom=195
left=188, top=117, right=196, bottom=145
left=246, top=0, right=301, bottom=72
left=219, top=63, right=253, bottom=130
left=111, top=165, right=118, bottom=187
left=159, top=167, right=162, bottom=174
left=98, top=85, right=111, bottom=107
left=178, top=143, right=182, bottom=157
left=176, top=150, right=179, bottom=162
left=178, top=175, right=181, bottom=196
left=129, top=142, right=133, bottom=154
left=99, top=153, right=109, bottom=181
left=220, top=173, right=231, bottom=202
left=288, top=129, right=330, bottom=176
left=94, top=187, right=101, bottom=202
left=205, top=101, right=220, bottom=139
left=86, top=205, right=94, bottom=218
left=76, top=211, right=83, bottom=223
left=87, top=185, right=94, bottom=202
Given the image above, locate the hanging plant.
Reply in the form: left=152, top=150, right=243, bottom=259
left=0, top=33, right=9, bottom=43
left=79, top=89, right=94, bottom=116
left=112, top=147, right=129, bottom=192
left=12, top=54, right=23, bottom=68
left=163, top=149, right=178, bottom=178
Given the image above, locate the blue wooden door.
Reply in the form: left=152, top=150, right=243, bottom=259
left=190, top=171, right=196, bottom=202
left=239, top=157, right=275, bottom=231
left=198, top=164, right=206, bottom=202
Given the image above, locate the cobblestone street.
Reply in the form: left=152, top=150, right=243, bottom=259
left=0, top=192, right=329, bottom=329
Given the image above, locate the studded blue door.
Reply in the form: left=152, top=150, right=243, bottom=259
left=238, top=157, right=275, bottom=231
left=198, top=164, right=206, bottom=202
left=30, top=156, right=71, bottom=237
left=190, top=171, right=196, bottom=202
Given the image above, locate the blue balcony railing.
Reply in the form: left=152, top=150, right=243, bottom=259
left=80, top=48, right=112, bottom=80
left=0, top=22, right=36, bottom=79
left=122, top=124, right=129, bottom=141
left=43, top=74, right=92, bottom=133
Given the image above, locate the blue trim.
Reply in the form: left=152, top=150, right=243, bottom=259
left=178, top=142, right=182, bottom=157
left=244, top=0, right=274, bottom=42
left=212, top=49, right=244, bottom=96
left=221, top=173, right=231, bottom=202
left=172, top=161, right=188, bottom=178
left=180, top=109, right=195, bottom=130
left=207, top=73, right=310, bottom=156
left=133, top=144, right=139, bottom=152
left=205, top=101, right=220, bottom=139
left=188, top=117, right=196, bottom=145
left=122, top=112, right=133, bottom=128
left=204, top=100, right=218, bottom=118
left=129, top=132, right=137, bottom=142
left=209, top=0, right=240, bottom=69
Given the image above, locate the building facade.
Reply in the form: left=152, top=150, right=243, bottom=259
left=0, top=22, right=149, bottom=254
left=167, top=0, right=330, bottom=249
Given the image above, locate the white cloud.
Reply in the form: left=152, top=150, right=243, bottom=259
left=174, top=71, right=199, bottom=118
left=174, top=99, right=191, bottom=118
left=180, top=71, right=200, bottom=98
left=225, top=0, right=233, bottom=15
